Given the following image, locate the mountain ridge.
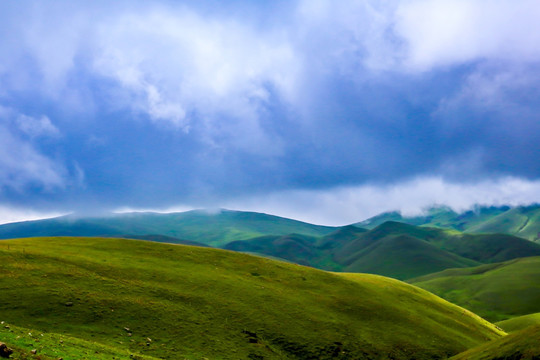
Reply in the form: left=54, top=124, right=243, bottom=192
left=357, top=204, right=540, bottom=241
left=0, top=209, right=337, bottom=247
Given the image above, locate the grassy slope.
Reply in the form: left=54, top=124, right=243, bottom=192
left=496, top=312, right=540, bottom=332
left=333, top=221, right=540, bottom=280
left=0, top=210, right=337, bottom=247
left=225, top=221, right=540, bottom=280
left=358, top=205, right=540, bottom=241
left=223, top=226, right=369, bottom=272
left=450, top=325, right=540, bottom=360
left=409, top=257, right=540, bottom=322
left=340, top=234, right=480, bottom=280
left=0, top=237, right=504, bottom=359
left=469, top=206, right=540, bottom=241
left=356, top=206, right=508, bottom=232
left=223, top=233, right=343, bottom=271
left=0, top=323, right=158, bottom=360
left=122, top=234, right=209, bottom=247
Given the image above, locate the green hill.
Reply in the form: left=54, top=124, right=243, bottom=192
left=409, top=257, right=540, bottom=322
left=358, top=205, right=540, bottom=241
left=0, top=237, right=504, bottom=359
left=468, top=205, right=540, bottom=241
left=333, top=221, right=540, bottom=280
left=226, top=221, right=540, bottom=280
left=224, top=233, right=343, bottom=271
left=338, top=234, right=480, bottom=280
left=223, top=226, right=369, bottom=271
left=496, top=312, right=540, bottom=332
left=356, top=206, right=508, bottom=231
left=0, top=209, right=336, bottom=247
left=450, top=325, right=540, bottom=360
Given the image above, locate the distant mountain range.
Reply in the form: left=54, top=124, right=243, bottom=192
left=2, top=207, right=540, bottom=280
left=0, top=209, right=336, bottom=247
left=357, top=204, right=540, bottom=241
left=227, top=221, right=540, bottom=279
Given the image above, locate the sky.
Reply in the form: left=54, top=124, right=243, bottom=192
left=2, top=0, right=540, bottom=225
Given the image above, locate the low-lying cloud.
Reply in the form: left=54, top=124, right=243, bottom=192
left=224, top=176, right=540, bottom=225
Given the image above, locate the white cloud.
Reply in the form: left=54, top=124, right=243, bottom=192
left=296, top=0, right=540, bottom=73
left=16, top=114, right=60, bottom=138
left=0, top=205, right=65, bottom=225
left=92, top=8, right=300, bottom=153
left=0, top=107, right=66, bottom=191
left=0, top=125, right=66, bottom=191
left=394, top=0, right=540, bottom=70
left=223, top=176, right=540, bottom=225
left=295, top=0, right=402, bottom=72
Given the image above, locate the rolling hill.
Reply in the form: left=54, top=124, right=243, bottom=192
left=3, top=209, right=540, bottom=282
left=0, top=209, right=336, bottom=247
left=0, top=237, right=504, bottom=359
left=357, top=204, right=540, bottom=241
left=496, top=312, right=540, bottom=333
left=223, top=233, right=341, bottom=270
left=223, top=226, right=368, bottom=271
left=333, top=221, right=540, bottom=279
left=450, top=325, right=540, bottom=360
left=356, top=206, right=508, bottom=231
left=409, top=256, right=540, bottom=322
left=226, top=221, right=540, bottom=280
left=336, top=233, right=480, bottom=280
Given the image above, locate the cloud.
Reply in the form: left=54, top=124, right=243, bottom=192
left=0, top=106, right=66, bottom=192
left=91, top=7, right=300, bottom=153
left=295, top=0, right=540, bottom=73
left=394, top=0, right=540, bottom=71
left=16, top=114, right=60, bottom=138
left=223, top=176, right=540, bottom=225
left=1, top=0, right=540, bottom=219
left=0, top=205, right=65, bottom=225
left=0, top=125, right=66, bottom=192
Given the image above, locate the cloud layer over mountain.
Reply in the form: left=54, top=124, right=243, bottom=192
left=1, top=0, right=540, bottom=223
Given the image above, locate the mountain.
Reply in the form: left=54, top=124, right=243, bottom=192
left=223, top=226, right=368, bottom=271
left=0, top=209, right=336, bottom=247
left=357, top=205, right=508, bottom=230
left=450, top=325, right=540, bottom=360
left=224, top=233, right=342, bottom=270
left=409, top=256, right=540, bottom=322
left=226, top=221, right=540, bottom=279
left=3, top=209, right=540, bottom=281
left=0, top=237, right=504, bottom=359
left=333, top=221, right=540, bottom=279
left=336, top=233, right=481, bottom=280
left=357, top=205, right=540, bottom=241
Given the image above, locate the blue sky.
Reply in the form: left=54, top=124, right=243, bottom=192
left=2, top=0, right=540, bottom=225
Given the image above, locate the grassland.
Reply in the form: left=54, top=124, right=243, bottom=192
left=496, top=312, right=540, bottom=332
left=0, top=322, right=158, bottom=360
left=0, top=237, right=504, bottom=359
left=226, top=221, right=540, bottom=280
left=450, top=325, right=540, bottom=360
left=409, top=257, right=540, bottom=322
left=333, top=221, right=540, bottom=279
